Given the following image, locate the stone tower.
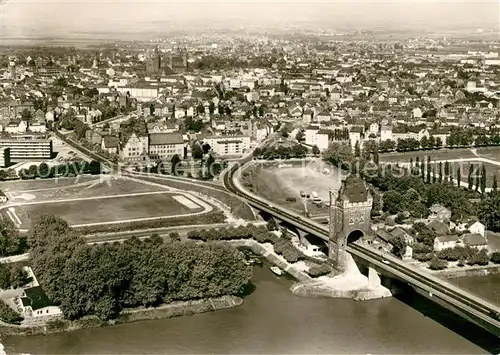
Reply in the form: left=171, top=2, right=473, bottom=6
left=328, top=176, right=373, bottom=271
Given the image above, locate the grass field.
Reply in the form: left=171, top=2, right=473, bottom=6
left=380, top=148, right=479, bottom=163
left=135, top=175, right=257, bottom=221
left=476, top=147, right=500, bottom=162
left=6, top=178, right=165, bottom=203
left=14, top=193, right=205, bottom=227
left=0, top=176, right=100, bottom=193
left=242, top=162, right=340, bottom=217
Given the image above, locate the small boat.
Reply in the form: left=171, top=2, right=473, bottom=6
left=252, top=258, right=263, bottom=265
left=270, top=266, right=283, bottom=276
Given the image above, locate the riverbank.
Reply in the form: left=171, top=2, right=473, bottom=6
left=230, top=239, right=392, bottom=301
left=433, top=264, right=500, bottom=279
left=0, top=296, right=242, bottom=337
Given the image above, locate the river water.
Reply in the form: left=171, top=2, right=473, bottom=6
left=4, top=264, right=498, bottom=354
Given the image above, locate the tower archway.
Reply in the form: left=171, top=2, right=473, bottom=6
left=347, top=230, right=364, bottom=244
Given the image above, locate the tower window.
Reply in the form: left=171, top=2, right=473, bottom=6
left=349, top=219, right=354, bottom=225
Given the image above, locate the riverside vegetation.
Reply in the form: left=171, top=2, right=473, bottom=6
left=28, top=214, right=252, bottom=321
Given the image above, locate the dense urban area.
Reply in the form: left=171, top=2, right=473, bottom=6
left=0, top=32, right=499, bottom=350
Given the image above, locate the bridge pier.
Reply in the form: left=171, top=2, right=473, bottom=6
left=368, top=267, right=381, bottom=288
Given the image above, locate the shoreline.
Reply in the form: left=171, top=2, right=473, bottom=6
left=0, top=296, right=242, bottom=337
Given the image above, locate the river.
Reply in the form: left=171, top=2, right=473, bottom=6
left=3, top=264, right=497, bottom=354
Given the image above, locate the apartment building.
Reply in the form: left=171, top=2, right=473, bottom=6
left=202, top=133, right=250, bottom=157
left=0, top=136, right=52, bottom=160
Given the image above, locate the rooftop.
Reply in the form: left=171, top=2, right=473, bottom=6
left=341, top=176, right=369, bottom=203
left=21, top=286, right=55, bottom=311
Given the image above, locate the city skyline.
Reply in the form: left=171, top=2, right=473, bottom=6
left=0, top=0, right=499, bottom=41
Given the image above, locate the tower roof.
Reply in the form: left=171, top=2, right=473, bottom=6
left=341, top=176, right=368, bottom=203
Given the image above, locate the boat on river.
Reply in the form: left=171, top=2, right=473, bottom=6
left=270, top=266, right=283, bottom=276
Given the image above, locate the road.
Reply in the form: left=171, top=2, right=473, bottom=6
left=222, top=157, right=500, bottom=338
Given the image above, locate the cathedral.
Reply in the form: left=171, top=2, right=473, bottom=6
left=145, top=46, right=188, bottom=76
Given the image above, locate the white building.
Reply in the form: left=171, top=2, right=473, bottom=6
left=202, top=133, right=250, bottom=157
left=120, top=133, right=149, bottom=161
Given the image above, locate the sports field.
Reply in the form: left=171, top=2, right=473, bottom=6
left=12, top=192, right=206, bottom=228
left=4, top=178, right=165, bottom=203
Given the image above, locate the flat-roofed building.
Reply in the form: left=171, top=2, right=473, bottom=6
left=202, top=133, right=250, bottom=157
left=148, top=132, right=185, bottom=160
left=0, top=136, right=52, bottom=160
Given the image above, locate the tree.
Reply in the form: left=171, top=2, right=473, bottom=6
left=438, top=162, right=443, bottom=183
left=312, top=145, right=320, bottom=156
left=20, top=108, right=32, bottom=120
left=205, top=154, right=216, bottom=178
left=420, top=160, right=425, bottom=180
left=493, top=175, right=498, bottom=193
left=281, top=126, right=289, bottom=138
left=391, top=236, right=406, bottom=258
left=170, top=154, right=181, bottom=175
left=0, top=218, right=19, bottom=257
left=266, top=219, right=278, bottom=231
left=38, top=162, right=50, bottom=178
left=382, top=190, right=404, bottom=214
left=478, top=194, right=500, bottom=232
left=426, top=157, right=431, bottom=183
left=373, top=150, right=380, bottom=165
left=192, top=143, right=204, bottom=160
left=258, top=106, right=265, bottom=117
left=295, top=130, right=305, bottom=142
left=432, top=165, right=437, bottom=183
left=444, top=161, right=450, bottom=182
left=429, top=257, right=447, bottom=270
left=481, top=165, right=487, bottom=194
left=354, top=141, right=361, bottom=158
left=457, top=167, right=461, bottom=188
left=475, top=166, right=481, bottom=192
left=202, top=143, right=211, bottom=154
left=468, top=164, right=474, bottom=190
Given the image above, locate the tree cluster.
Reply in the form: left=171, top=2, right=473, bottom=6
left=0, top=218, right=26, bottom=257
left=307, top=264, right=332, bottom=278
left=18, top=161, right=101, bottom=180
left=29, top=215, right=252, bottom=321
left=254, top=144, right=308, bottom=160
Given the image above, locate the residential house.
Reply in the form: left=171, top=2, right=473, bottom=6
left=4, top=119, right=27, bottom=134
left=467, top=221, right=486, bottom=238
left=427, top=219, right=450, bottom=235
left=433, top=235, right=461, bottom=252
left=101, top=136, right=120, bottom=155
left=461, top=233, right=488, bottom=250
left=20, top=286, right=62, bottom=319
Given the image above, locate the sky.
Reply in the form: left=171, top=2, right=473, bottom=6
left=0, top=0, right=499, bottom=39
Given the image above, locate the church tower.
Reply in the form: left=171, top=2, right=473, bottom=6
left=329, top=176, right=373, bottom=271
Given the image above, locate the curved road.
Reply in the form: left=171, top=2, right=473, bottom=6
left=222, top=156, right=500, bottom=338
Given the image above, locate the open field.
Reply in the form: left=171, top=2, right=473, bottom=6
left=380, top=148, right=479, bottom=163
left=11, top=193, right=205, bottom=228
left=476, top=147, right=500, bottom=162
left=241, top=161, right=341, bottom=217
left=0, top=176, right=100, bottom=193
left=5, top=178, right=165, bottom=203
left=134, top=175, right=257, bottom=221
